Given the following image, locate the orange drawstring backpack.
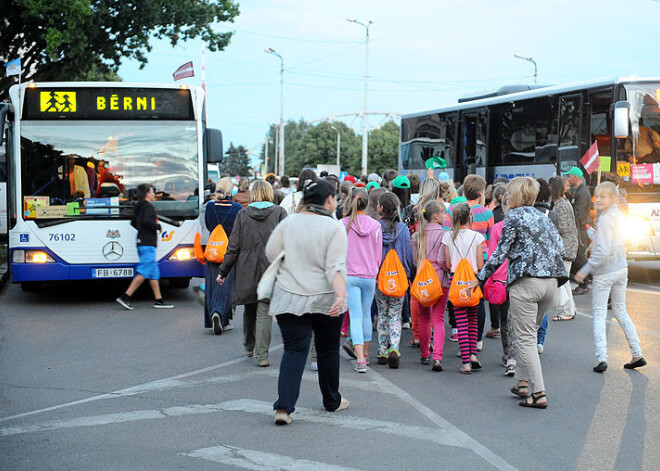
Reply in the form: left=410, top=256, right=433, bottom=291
left=448, top=234, right=483, bottom=308
left=378, top=249, right=409, bottom=298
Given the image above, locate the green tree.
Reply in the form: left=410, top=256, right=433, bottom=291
left=367, top=120, right=400, bottom=176
left=0, top=0, right=240, bottom=97
left=222, top=143, right=252, bottom=177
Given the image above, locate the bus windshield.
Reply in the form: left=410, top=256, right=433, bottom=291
left=620, top=83, right=660, bottom=201
left=20, top=121, right=199, bottom=219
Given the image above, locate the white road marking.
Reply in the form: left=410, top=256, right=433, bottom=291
left=575, top=310, right=660, bottom=339
left=366, top=368, right=518, bottom=471
left=258, top=368, right=397, bottom=395
left=182, top=444, right=364, bottom=471
left=1, top=398, right=464, bottom=449
left=0, top=345, right=282, bottom=424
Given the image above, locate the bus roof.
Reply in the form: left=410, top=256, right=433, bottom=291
left=402, top=75, right=660, bottom=119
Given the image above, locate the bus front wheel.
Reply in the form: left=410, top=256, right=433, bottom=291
left=169, top=277, right=190, bottom=289
left=21, top=282, right=42, bottom=292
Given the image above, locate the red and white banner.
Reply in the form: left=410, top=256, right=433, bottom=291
left=580, top=141, right=600, bottom=175
left=173, top=61, right=194, bottom=81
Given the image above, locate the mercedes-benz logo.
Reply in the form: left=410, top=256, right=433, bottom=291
left=102, top=241, right=124, bottom=261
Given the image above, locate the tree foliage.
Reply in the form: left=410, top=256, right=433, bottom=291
left=261, top=119, right=399, bottom=178
left=222, top=143, right=252, bottom=177
left=0, top=0, right=240, bottom=97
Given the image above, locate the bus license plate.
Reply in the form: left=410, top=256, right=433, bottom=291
left=93, top=268, right=134, bottom=278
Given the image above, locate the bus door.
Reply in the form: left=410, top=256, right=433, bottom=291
left=457, top=108, right=488, bottom=182
left=558, top=94, right=584, bottom=174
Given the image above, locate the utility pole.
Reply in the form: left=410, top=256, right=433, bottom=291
left=266, top=48, right=285, bottom=176
left=331, top=124, right=341, bottom=168
left=348, top=18, right=373, bottom=175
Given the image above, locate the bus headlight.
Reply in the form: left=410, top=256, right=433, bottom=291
left=13, top=250, right=56, bottom=263
left=625, top=214, right=654, bottom=240
left=168, top=247, right=195, bottom=261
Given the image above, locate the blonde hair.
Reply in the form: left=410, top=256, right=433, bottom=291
left=416, top=200, right=445, bottom=268
left=216, top=177, right=233, bottom=195
left=250, top=180, right=274, bottom=203
left=445, top=180, right=458, bottom=202
left=417, top=177, right=440, bottom=211
left=595, top=182, right=618, bottom=201
left=507, top=177, right=539, bottom=208
left=238, top=177, right=250, bottom=192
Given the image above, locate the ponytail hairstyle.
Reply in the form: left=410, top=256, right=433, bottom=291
left=450, top=203, right=471, bottom=242
left=378, top=191, right=401, bottom=234
left=416, top=200, right=445, bottom=268
left=344, top=187, right=368, bottom=234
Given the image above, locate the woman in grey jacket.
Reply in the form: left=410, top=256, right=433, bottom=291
left=549, top=176, right=578, bottom=321
left=575, top=182, right=646, bottom=373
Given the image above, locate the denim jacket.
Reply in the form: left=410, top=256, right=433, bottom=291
left=477, top=206, right=568, bottom=287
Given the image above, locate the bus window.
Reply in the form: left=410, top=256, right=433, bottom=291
left=400, top=113, right=456, bottom=172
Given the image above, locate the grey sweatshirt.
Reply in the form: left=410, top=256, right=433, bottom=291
left=580, top=204, right=628, bottom=277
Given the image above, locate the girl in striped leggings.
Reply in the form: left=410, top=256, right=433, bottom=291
left=443, top=204, right=485, bottom=374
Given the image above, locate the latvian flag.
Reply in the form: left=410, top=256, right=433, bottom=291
left=173, top=61, right=194, bottom=81
left=580, top=141, right=600, bottom=175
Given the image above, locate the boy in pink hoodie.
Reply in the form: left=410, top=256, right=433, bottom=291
left=341, top=188, right=382, bottom=373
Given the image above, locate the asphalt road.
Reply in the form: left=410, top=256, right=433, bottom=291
left=0, top=264, right=659, bottom=471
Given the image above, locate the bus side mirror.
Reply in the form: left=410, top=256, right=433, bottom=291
left=206, top=128, right=223, bottom=164
left=613, top=101, right=630, bottom=139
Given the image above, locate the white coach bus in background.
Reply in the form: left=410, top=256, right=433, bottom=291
left=400, top=76, right=660, bottom=260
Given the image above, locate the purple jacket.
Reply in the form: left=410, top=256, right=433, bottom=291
left=342, top=214, right=382, bottom=279
left=411, top=223, right=451, bottom=288
left=380, top=220, right=414, bottom=278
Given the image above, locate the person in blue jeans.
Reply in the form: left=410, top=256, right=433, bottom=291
left=341, top=187, right=383, bottom=373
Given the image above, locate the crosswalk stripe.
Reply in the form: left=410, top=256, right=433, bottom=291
left=182, top=444, right=364, bottom=471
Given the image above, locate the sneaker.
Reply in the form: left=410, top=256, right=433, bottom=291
left=449, top=333, right=458, bottom=342
left=212, top=313, right=223, bottom=335
left=537, top=343, right=544, bottom=355
left=593, top=361, right=608, bottom=373
left=431, top=360, right=443, bottom=372
left=402, top=322, right=411, bottom=330
left=504, top=361, right=516, bottom=376
left=342, top=341, right=357, bottom=359
left=388, top=351, right=400, bottom=369
left=153, top=299, right=174, bottom=309
left=420, top=356, right=430, bottom=365
left=333, top=397, right=350, bottom=412
left=310, top=361, right=318, bottom=371
left=274, top=410, right=292, bottom=425
left=354, top=362, right=368, bottom=373
left=377, top=356, right=389, bottom=365
left=258, top=359, right=270, bottom=367
left=572, top=285, right=589, bottom=296
left=224, top=323, right=234, bottom=331
left=477, top=341, right=483, bottom=352
left=116, top=294, right=134, bottom=310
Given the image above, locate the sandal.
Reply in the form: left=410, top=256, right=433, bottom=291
left=519, top=393, right=548, bottom=409
left=510, top=384, right=529, bottom=398
left=552, top=314, right=575, bottom=322
left=460, top=364, right=472, bottom=375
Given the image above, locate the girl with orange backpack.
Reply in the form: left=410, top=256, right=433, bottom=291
left=443, top=203, right=485, bottom=374
left=375, top=192, right=413, bottom=368
left=411, top=200, right=451, bottom=371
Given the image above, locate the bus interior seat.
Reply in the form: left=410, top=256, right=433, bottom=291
left=98, top=183, right=120, bottom=197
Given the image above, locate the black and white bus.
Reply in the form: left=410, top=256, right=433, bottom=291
left=400, top=76, right=660, bottom=260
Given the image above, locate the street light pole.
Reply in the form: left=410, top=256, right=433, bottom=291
left=348, top=18, right=373, bottom=175
left=266, top=48, right=285, bottom=175
left=330, top=125, right=341, bottom=168
left=513, top=53, right=538, bottom=84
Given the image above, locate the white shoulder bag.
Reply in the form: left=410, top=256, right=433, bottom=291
left=257, top=251, right=284, bottom=301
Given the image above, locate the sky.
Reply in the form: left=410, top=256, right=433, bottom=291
left=118, top=0, right=660, bottom=160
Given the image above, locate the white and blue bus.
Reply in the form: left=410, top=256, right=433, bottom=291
left=1, top=82, right=223, bottom=290
left=400, top=76, right=660, bottom=260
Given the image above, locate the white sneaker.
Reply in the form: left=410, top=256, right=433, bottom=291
left=274, top=411, right=292, bottom=425
left=402, top=322, right=411, bottom=330
left=476, top=341, right=483, bottom=352
left=504, top=363, right=516, bottom=376
left=537, top=343, right=544, bottom=354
